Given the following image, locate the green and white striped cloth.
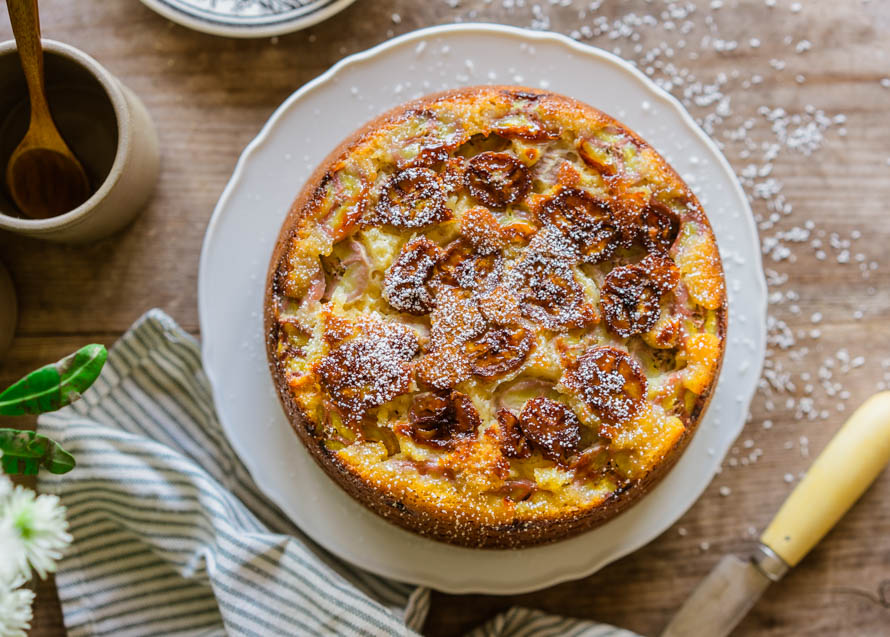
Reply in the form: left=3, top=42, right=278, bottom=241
left=37, top=310, right=637, bottom=637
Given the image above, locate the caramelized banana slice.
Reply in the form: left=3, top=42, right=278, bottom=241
left=383, top=237, right=444, bottom=314
left=465, top=152, right=532, bottom=208
left=639, top=253, right=681, bottom=293
left=315, top=322, right=419, bottom=424
left=601, top=256, right=679, bottom=337
left=441, top=157, right=467, bottom=195
left=403, top=390, right=481, bottom=449
left=519, top=396, right=582, bottom=462
left=371, top=167, right=449, bottom=228
left=401, top=136, right=460, bottom=169
left=538, top=188, right=620, bottom=264
left=561, top=346, right=647, bottom=427
left=513, top=251, right=597, bottom=330
left=465, top=324, right=533, bottom=378
left=639, top=199, right=681, bottom=254
left=497, top=409, right=531, bottom=459
left=417, top=288, right=486, bottom=390
left=601, top=265, right=661, bottom=337
left=459, top=205, right=507, bottom=255
left=435, top=239, right=502, bottom=292
left=414, top=342, right=472, bottom=391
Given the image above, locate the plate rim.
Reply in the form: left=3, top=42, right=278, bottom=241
left=138, top=0, right=358, bottom=38
left=198, top=22, right=768, bottom=594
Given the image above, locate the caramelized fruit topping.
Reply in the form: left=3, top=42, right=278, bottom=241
left=383, top=237, right=444, bottom=314
left=640, top=253, right=681, bottom=293
left=519, top=396, right=582, bottom=462
left=435, top=240, right=502, bottom=292
left=465, top=324, right=534, bottom=378
left=561, top=346, right=647, bottom=427
left=538, top=188, right=620, bottom=264
left=315, top=323, right=420, bottom=423
left=459, top=205, right=507, bottom=255
left=601, top=266, right=661, bottom=337
left=372, top=167, right=449, bottom=228
left=497, top=409, right=531, bottom=459
left=465, top=152, right=531, bottom=208
left=405, top=390, right=481, bottom=449
left=601, top=255, right=679, bottom=337
left=514, top=251, right=597, bottom=330
left=639, top=200, right=681, bottom=254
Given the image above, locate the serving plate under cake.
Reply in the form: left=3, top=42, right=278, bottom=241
left=199, top=24, right=766, bottom=594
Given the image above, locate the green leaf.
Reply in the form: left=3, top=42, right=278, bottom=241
left=0, top=429, right=76, bottom=475
left=0, top=344, right=107, bottom=416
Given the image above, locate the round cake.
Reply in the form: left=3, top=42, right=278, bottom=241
left=265, top=86, right=727, bottom=548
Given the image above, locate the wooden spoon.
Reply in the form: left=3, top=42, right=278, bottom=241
left=4, top=0, right=90, bottom=219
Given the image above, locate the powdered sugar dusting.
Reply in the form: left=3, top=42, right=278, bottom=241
left=316, top=321, right=420, bottom=422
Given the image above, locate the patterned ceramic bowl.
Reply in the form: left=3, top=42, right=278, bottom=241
left=139, top=0, right=358, bottom=38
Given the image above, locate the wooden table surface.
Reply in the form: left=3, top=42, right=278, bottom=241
left=2, top=1, right=889, bottom=635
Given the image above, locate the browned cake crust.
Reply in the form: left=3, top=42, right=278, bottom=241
left=265, top=86, right=727, bottom=548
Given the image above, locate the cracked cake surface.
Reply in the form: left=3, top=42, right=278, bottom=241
left=265, top=86, right=727, bottom=548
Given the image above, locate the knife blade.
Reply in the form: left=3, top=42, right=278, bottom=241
left=659, top=551, right=777, bottom=637
left=660, top=392, right=890, bottom=637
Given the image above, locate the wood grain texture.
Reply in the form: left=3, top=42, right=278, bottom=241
left=0, top=1, right=887, bottom=636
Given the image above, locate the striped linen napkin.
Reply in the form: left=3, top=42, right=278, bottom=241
left=37, top=309, right=637, bottom=637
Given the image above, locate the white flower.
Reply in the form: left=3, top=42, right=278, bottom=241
left=0, top=517, right=29, bottom=587
left=0, top=486, right=72, bottom=580
left=0, top=583, right=33, bottom=637
left=0, top=475, right=29, bottom=586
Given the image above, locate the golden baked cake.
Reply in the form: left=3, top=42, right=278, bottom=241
left=265, top=86, right=727, bottom=548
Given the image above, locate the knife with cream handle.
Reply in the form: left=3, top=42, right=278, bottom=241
left=660, top=391, right=890, bottom=637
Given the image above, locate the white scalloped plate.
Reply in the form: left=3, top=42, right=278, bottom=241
left=199, top=24, right=767, bottom=595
